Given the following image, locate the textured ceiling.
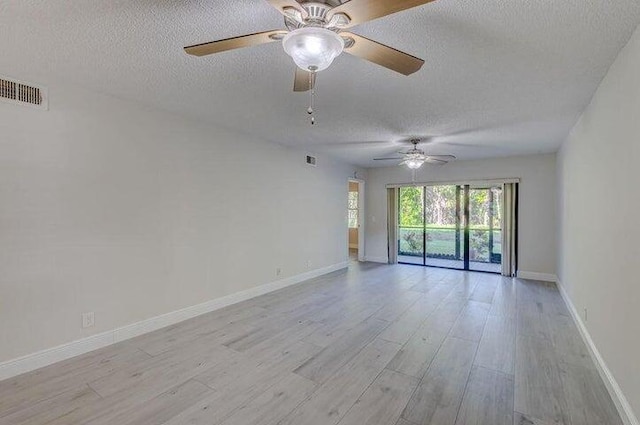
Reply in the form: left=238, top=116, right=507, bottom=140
left=1, top=0, right=639, bottom=167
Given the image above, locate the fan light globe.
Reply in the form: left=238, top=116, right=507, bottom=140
left=283, top=27, right=345, bottom=72
left=405, top=158, right=425, bottom=169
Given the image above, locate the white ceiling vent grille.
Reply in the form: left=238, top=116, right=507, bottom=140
left=306, top=155, right=317, bottom=166
left=0, top=76, right=48, bottom=110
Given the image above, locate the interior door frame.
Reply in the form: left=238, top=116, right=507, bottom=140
left=348, top=178, right=366, bottom=262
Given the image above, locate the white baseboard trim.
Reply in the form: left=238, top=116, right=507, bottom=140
left=557, top=280, right=639, bottom=425
left=0, top=332, right=115, bottom=382
left=363, top=256, right=389, bottom=264
left=0, top=261, right=349, bottom=381
left=516, top=271, right=558, bottom=282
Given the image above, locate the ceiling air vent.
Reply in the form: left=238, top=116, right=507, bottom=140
left=0, top=76, right=48, bottom=110
left=306, top=155, right=317, bottom=166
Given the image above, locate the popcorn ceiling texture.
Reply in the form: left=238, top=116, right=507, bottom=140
left=0, top=0, right=639, bottom=166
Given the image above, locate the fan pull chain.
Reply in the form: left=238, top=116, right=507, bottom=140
left=307, top=72, right=316, bottom=125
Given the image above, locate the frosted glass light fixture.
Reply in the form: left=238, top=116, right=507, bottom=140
left=283, top=27, right=345, bottom=72
left=403, top=154, right=425, bottom=169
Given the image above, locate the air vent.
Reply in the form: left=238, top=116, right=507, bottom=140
left=306, top=155, right=317, bottom=166
left=0, top=76, right=48, bottom=110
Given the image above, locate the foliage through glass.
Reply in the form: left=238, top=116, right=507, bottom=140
left=348, top=191, right=358, bottom=228
left=398, top=185, right=502, bottom=269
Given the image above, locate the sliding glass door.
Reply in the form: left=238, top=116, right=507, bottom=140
left=397, top=184, right=503, bottom=273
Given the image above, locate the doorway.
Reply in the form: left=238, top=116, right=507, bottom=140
left=397, top=184, right=504, bottom=273
left=348, top=179, right=365, bottom=262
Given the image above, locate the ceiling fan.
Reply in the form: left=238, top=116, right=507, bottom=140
left=184, top=0, right=438, bottom=92
left=374, top=138, right=456, bottom=169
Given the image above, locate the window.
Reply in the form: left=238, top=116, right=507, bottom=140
left=348, top=191, right=358, bottom=228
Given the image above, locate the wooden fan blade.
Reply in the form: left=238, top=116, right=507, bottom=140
left=342, top=32, right=424, bottom=75
left=265, top=0, right=308, bottom=18
left=328, top=0, right=438, bottom=28
left=374, top=157, right=404, bottom=160
left=293, top=67, right=316, bottom=92
left=184, top=30, right=287, bottom=57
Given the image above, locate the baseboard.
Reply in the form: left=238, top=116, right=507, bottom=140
left=516, top=271, right=558, bottom=282
left=556, top=280, right=639, bottom=425
left=363, top=256, right=389, bottom=264
left=0, top=332, right=115, bottom=381
left=0, top=261, right=349, bottom=381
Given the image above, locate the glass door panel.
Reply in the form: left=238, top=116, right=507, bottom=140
left=424, top=185, right=464, bottom=269
left=468, top=186, right=502, bottom=273
left=398, top=186, right=424, bottom=265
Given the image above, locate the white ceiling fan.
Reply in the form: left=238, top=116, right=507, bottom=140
left=374, top=138, right=456, bottom=169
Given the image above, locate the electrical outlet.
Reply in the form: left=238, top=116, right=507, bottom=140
left=307, top=260, right=312, bottom=268
left=82, top=312, right=95, bottom=328
left=583, top=308, right=588, bottom=323
left=276, top=267, right=282, bottom=276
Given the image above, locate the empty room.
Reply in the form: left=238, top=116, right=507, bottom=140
left=1, top=0, right=639, bottom=424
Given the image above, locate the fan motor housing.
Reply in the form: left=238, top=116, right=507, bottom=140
left=284, top=2, right=350, bottom=31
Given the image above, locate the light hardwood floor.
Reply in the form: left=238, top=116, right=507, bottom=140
left=0, top=263, right=623, bottom=425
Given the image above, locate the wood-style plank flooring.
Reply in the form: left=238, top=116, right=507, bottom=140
left=0, top=263, right=623, bottom=425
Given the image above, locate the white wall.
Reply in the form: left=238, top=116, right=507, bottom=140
left=0, top=81, right=363, bottom=363
left=365, top=154, right=557, bottom=276
left=557, top=24, right=640, bottom=420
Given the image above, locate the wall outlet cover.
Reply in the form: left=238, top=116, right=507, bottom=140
left=82, top=312, right=95, bottom=328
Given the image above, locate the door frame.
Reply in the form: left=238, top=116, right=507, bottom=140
left=348, top=178, right=365, bottom=262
